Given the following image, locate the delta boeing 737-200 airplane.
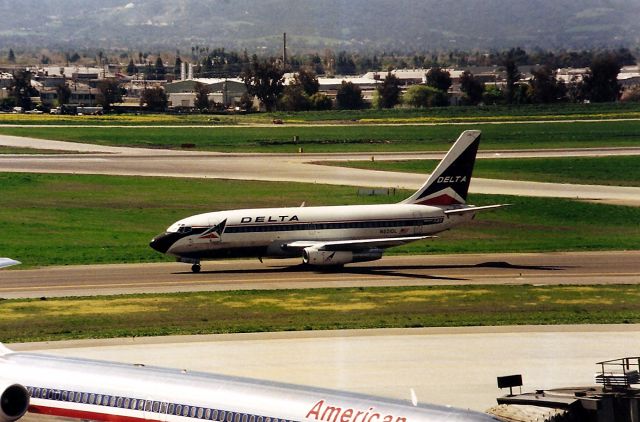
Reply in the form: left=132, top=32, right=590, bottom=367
left=0, top=343, right=498, bottom=422
left=150, top=130, right=505, bottom=273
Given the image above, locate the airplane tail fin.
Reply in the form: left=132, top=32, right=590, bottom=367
left=401, top=130, right=480, bottom=206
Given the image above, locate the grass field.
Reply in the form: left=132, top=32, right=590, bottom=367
left=330, top=156, right=640, bottom=187
left=2, top=284, right=640, bottom=342
left=1, top=172, right=639, bottom=268
left=1, top=120, right=640, bottom=153
left=2, top=102, right=640, bottom=126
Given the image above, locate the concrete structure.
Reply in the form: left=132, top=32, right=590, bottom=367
left=165, top=78, right=246, bottom=108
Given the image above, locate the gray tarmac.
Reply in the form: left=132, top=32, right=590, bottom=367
left=1, top=251, right=639, bottom=298
left=10, top=325, right=640, bottom=413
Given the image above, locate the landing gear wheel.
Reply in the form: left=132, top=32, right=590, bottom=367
left=191, top=264, right=201, bottom=273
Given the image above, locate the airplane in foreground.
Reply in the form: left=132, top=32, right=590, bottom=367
left=150, top=130, right=505, bottom=273
left=0, top=343, right=497, bottom=422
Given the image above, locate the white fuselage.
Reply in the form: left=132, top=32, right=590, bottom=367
left=0, top=350, right=495, bottom=422
left=160, top=204, right=471, bottom=261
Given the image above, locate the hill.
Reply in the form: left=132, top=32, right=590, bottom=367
left=1, top=0, right=639, bottom=53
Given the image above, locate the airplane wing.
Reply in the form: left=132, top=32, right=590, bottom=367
left=443, top=204, right=509, bottom=215
left=0, top=258, right=21, bottom=269
left=284, top=235, right=435, bottom=252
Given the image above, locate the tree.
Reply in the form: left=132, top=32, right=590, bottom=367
left=237, top=93, right=254, bottom=112
left=194, top=82, right=210, bottom=110
left=309, top=93, right=332, bottom=110
left=96, top=78, right=122, bottom=111
left=56, top=84, right=71, bottom=106
left=376, top=72, right=401, bottom=109
left=126, top=59, right=136, bottom=76
left=482, top=85, right=504, bottom=105
left=336, top=51, right=356, bottom=75
left=10, top=70, right=37, bottom=110
left=294, top=68, right=319, bottom=96
left=402, top=85, right=440, bottom=108
left=279, top=84, right=310, bottom=111
left=336, top=81, right=364, bottom=110
left=174, top=55, right=183, bottom=78
left=8, top=49, right=16, bottom=63
left=459, top=71, right=484, bottom=105
left=582, top=54, right=622, bottom=103
left=425, top=67, right=452, bottom=92
left=503, top=58, right=521, bottom=104
left=529, top=65, right=566, bottom=103
left=241, top=57, right=284, bottom=112
left=140, top=86, right=168, bottom=112
left=155, top=56, right=166, bottom=80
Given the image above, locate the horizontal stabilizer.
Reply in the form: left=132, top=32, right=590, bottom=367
left=0, top=343, right=13, bottom=355
left=443, top=204, right=509, bottom=215
left=0, top=258, right=21, bottom=269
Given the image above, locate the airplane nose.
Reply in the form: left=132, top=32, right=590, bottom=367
left=149, top=232, right=180, bottom=254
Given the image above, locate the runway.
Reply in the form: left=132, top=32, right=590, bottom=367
left=1, top=251, right=638, bottom=299
left=2, top=135, right=640, bottom=206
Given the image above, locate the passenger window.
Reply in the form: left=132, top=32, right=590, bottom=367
left=153, top=401, right=160, bottom=412
left=183, top=406, right=190, bottom=416
left=205, top=409, right=212, bottom=419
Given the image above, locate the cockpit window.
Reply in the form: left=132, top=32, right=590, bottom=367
left=177, top=226, right=192, bottom=234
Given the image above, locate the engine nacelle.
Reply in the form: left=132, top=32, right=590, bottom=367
left=302, top=248, right=383, bottom=266
left=0, top=382, right=29, bottom=422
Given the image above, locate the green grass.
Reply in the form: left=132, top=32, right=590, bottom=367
left=331, top=156, right=640, bottom=187
left=2, top=284, right=640, bottom=342
left=271, top=102, right=640, bottom=123
left=3, top=102, right=640, bottom=126
left=1, top=120, right=640, bottom=152
left=1, top=172, right=639, bottom=268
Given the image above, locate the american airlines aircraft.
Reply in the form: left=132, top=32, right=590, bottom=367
left=150, top=131, right=504, bottom=273
left=0, top=343, right=497, bottom=422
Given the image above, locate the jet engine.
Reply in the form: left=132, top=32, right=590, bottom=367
left=302, top=248, right=383, bottom=266
left=0, top=382, right=29, bottom=422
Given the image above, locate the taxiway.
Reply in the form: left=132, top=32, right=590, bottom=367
left=1, top=135, right=640, bottom=206
left=1, top=251, right=638, bottom=299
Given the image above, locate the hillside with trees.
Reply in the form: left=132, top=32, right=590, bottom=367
left=1, top=0, right=639, bottom=53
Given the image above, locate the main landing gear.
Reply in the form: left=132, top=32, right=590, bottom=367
left=191, top=263, right=201, bottom=273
